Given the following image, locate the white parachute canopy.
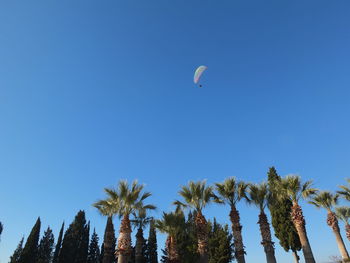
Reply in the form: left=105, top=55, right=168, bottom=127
left=193, top=66, right=207, bottom=86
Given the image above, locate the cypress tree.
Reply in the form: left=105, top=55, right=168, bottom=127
left=88, top=228, right=101, bottom=263
left=0, top=222, right=3, bottom=238
left=101, top=217, right=116, bottom=263
left=53, top=222, right=65, bottom=263
left=37, top=227, right=55, bottom=263
left=160, top=248, right=168, bottom=263
left=19, top=217, right=41, bottom=263
left=76, top=221, right=90, bottom=263
left=159, top=211, right=198, bottom=263
left=9, top=237, right=24, bottom=263
left=160, top=213, right=233, bottom=263
left=58, top=210, right=89, bottom=263
left=179, top=212, right=198, bottom=263
left=208, top=219, right=234, bottom=263
left=145, top=219, right=158, bottom=263
left=100, top=243, right=104, bottom=263
left=267, top=167, right=302, bottom=259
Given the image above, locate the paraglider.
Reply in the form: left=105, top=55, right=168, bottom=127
left=194, top=65, right=207, bottom=87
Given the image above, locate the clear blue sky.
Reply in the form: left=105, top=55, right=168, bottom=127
left=1, top=0, right=350, bottom=262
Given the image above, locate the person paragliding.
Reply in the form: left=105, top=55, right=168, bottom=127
left=194, top=65, right=207, bottom=88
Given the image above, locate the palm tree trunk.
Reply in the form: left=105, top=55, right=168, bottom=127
left=258, top=211, right=277, bottom=263
left=230, top=205, right=246, bottom=263
left=292, top=250, right=300, bottom=263
left=135, top=228, right=145, bottom=263
left=345, top=223, right=350, bottom=242
left=327, top=211, right=350, bottom=261
left=103, top=216, right=116, bottom=263
left=117, top=214, right=132, bottom=263
left=167, top=236, right=180, bottom=263
left=291, top=202, right=316, bottom=263
left=195, top=211, right=209, bottom=263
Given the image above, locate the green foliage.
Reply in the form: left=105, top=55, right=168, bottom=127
left=155, top=211, right=185, bottom=238
left=37, top=227, right=55, bottom=263
left=88, top=229, right=101, bottom=263
left=145, top=219, right=158, bottom=263
left=52, top=222, right=65, bottom=263
left=101, top=217, right=116, bottom=263
left=58, top=210, right=89, bottom=263
left=338, top=179, right=350, bottom=201
left=309, top=191, right=339, bottom=211
left=267, top=167, right=301, bottom=253
left=94, top=180, right=155, bottom=219
left=248, top=182, right=270, bottom=212
left=160, top=248, right=168, bottom=263
left=174, top=181, right=214, bottom=213
left=177, top=212, right=199, bottom=263
left=76, top=221, right=90, bottom=263
left=9, top=237, right=24, bottom=263
left=19, top=217, right=41, bottom=263
left=158, top=211, right=198, bottom=263
left=214, top=177, right=249, bottom=206
left=277, top=175, right=317, bottom=202
left=159, top=213, right=233, bottom=263
left=208, top=219, right=234, bottom=263
left=335, top=206, right=350, bottom=224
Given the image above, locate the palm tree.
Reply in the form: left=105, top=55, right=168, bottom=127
left=95, top=180, right=155, bottom=263
left=277, top=175, right=317, bottom=263
left=309, top=192, right=350, bottom=261
left=338, top=179, right=350, bottom=202
left=174, top=181, right=214, bottom=263
left=155, top=211, right=185, bottom=263
left=248, top=183, right=277, bottom=263
left=131, top=206, right=155, bottom=263
left=214, top=177, right=249, bottom=263
left=336, top=206, right=350, bottom=242
left=93, top=195, right=119, bottom=263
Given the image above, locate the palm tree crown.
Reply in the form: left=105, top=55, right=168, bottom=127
left=278, top=175, right=317, bottom=203
left=155, top=211, right=185, bottom=237
left=308, top=191, right=339, bottom=211
left=214, top=177, right=249, bottom=206
left=174, top=180, right=214, bottom=212
left=336, top=207, right=350, bottom=224
left=95, top=180, right=155, bottom=218
left=248, top=182, right=270, bottom=211
left=338, top=179, right=350, bottom=201
left=93, top=199, right=119, bottom=218
left=131, top=206, right=155, bottom=230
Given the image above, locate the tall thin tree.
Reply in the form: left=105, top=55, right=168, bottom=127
left=95, top=180, right=155, bottom=263
left=37, top=227, right=55, bottom=263
left=58, top=210, right=89, bottom=263
left=131, top=206, right=155, bottom=263
left=309, top=191, right=350, bottom=261
left=19, top=217, right=41, bottom=263
left=174, top=181, right=214, bottom=263
left=335, top=207, right=350, bottom=242
left=53, top=222, right=65, bottom=263
left=248, top=183, right=277, bottom=263
left=9, top=237, right=24, bottom=263
left=267, top=167, right=301, bottom=263
left=88, top=228, right=101, bottom=263
left=277, top=175, right=317, bottom=263
left=214, top=177, right=249, bottom=263
left=93, top=199, right=117, bottom=263
left=146, top=219, right=158, bottom=263
left=156, top=211, right=185, bottom=263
